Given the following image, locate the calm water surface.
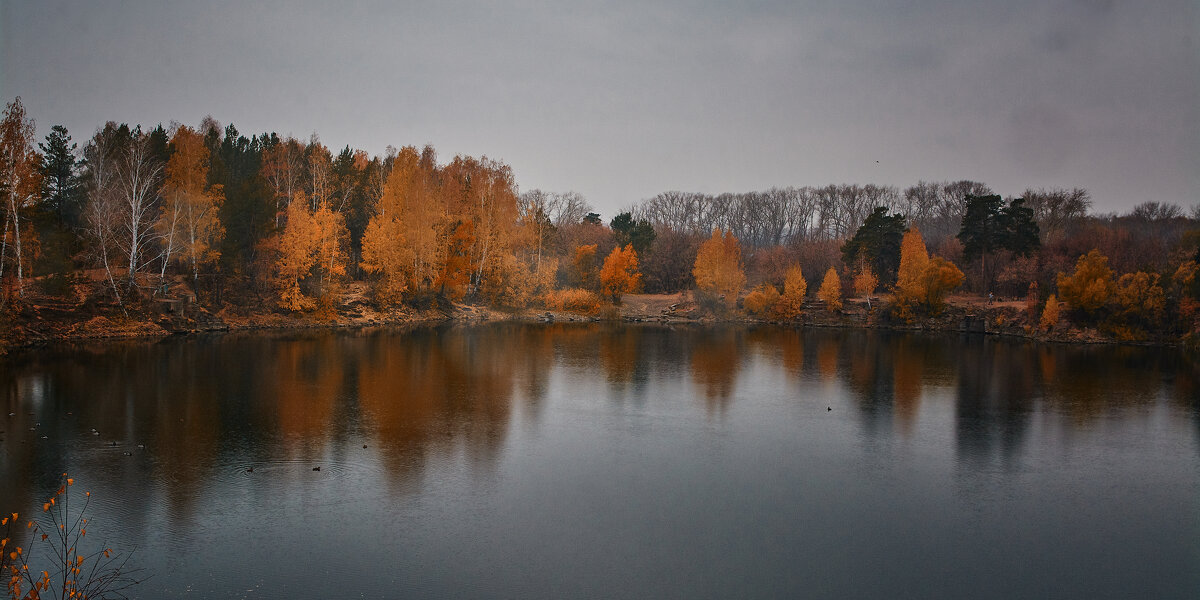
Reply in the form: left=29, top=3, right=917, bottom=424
left=1, top=324, right=1198, bottom=598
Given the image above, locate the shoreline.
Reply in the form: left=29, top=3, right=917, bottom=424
left=2, top=290, right=1187, bottom=359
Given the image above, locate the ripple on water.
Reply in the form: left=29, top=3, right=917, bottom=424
left=215, top=457, right=362, bottom=485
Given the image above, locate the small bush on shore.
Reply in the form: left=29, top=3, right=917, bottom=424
left=543, top=288, right=603, bottom=314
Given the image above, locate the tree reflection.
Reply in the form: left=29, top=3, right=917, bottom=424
left=2, top=323, right=1197, bottom=540
left=953, top=337, right=1035, bottom=466
left=891, top=336, right=924, bottom=435
left=689, top=327, right=741, bottom=415
left=357, top=326, right=520, bottom=487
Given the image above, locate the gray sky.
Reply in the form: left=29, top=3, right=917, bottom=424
left=2, top=0, right=1197, bottom=216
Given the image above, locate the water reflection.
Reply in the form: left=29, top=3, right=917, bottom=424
left=0, top=324, right=1197, bottom=598
left=4, top=327, right=1198, bottom=504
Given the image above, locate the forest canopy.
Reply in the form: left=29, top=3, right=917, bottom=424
left=2, top=96, right=1199, bottom=342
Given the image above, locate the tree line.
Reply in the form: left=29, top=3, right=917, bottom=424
left=2, top=96, right=1199, bottom=341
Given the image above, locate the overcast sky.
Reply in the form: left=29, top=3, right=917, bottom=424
left=1, top=0, right=1196, bottom=216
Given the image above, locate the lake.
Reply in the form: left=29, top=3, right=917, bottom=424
left=1, top=324, right=1198, bottom=598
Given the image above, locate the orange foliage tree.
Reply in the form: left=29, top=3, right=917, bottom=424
left=1113, top=271, right=1166, bottom=327
left=744, top=283, right=780, bottom=317
left=360, top=146, right=442, bottom=304
left=441, top=156, right=520, bottom=302
left=573, top=244, right=599, bottom=290
left=158, top=125, right=224, bottom=284
left=0, top=97, right=42, bottom=301
left=817, top=267, right=842, bottom=311
left=1056, top=249, right=1114, bottom=317
left=1040, top=294, right=1060, bottom=330
left=276, top=192, right=348, bottom=313
left=772, top=264, right=806, bottom=319
left=599, top=244, right=642, bottom=303
left=920, top=256, right=965, bottom=310
left=853, top=263, right=877, bottom=299
left=895, top=227, right=929, bottom=302
left=893, top=226, right=963, bottom=315
left=693, top=229, right=746, bottom=308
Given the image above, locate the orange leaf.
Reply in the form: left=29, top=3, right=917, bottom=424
left=66, top=478, right=73, bottom=486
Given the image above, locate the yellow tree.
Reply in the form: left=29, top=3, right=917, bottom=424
left=573, top=244, right=599, bottom=290
left=438, top=155, right=520, bottom=300
left=773, top=264, right=806, bottom=319
left=744, top=284, right=780, bottom=317
left=893, top=226, right=963, bottom=315
left=1040, top=294, right=1060, bottom=330
left=276, top=193, right=320, bottom=311
left=600, top=244, right=642, bottom=303
left=693, top=229, right=746, bottom=307
left=1056, top=249, right=1114, bottom=316
left=1113, top=271, right=1165, bottom=326
left=158, top=125, right=223, bottom=284
left=182, top=184, right=224, bottom=283
left=895, top=227, right=929, bottom=304
left=311, top=202, right=349, bottom=314
left=853, top=263, right=877, bottom=299
left=360, top=215, right=413, bottom=305
left=274, top=191, right=348, bottom=313
left=361, top=146, right=444, bottom=303
left=466, top=158, right=520, bottom=299
left=0, top=97, right=43, bottom=300
left=920, top=256, right=964, bottom=310
left=817, top=267, right=842, bottom=311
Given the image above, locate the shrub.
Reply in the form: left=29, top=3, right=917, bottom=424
left=543, top=288, right=603, bottom=314
left=2, top=474, right=142, bottom=599
left=743, top=284, right=780, bottom=317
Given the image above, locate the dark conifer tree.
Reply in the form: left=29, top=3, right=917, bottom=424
left=841, top=206, right=907, bottom=285
left=39, top=125, right=83, bottom=227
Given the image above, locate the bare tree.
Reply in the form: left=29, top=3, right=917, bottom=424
left=262, top=136, right=305, bottom=226
left=115, top=131, right=164, bottom=289
left=550, top=191, right=593, bottom=227
left=306, top=135, right=331, bottom=211
left=1023, top=187, right=1091, bottom=243
left=1129, top=201, right=1183, bottom=221
left=81, top=126, right=126, bottom=306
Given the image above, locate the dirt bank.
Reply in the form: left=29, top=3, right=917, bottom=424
left=0, top=280, right=1185, bottom=357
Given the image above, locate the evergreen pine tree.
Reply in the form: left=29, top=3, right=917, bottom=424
left=39, top=125, right=83, bottom=227
left=841, top=206, right=906, bottom=285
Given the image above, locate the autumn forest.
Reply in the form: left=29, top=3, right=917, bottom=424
left=2, top=96, right=1199, bottom=345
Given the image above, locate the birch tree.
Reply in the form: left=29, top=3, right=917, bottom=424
left=113, top=130, right=164, bottom=289
left=81, top=124, right=128, bottom=304
left=0, top=97, right=43, bottom=300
